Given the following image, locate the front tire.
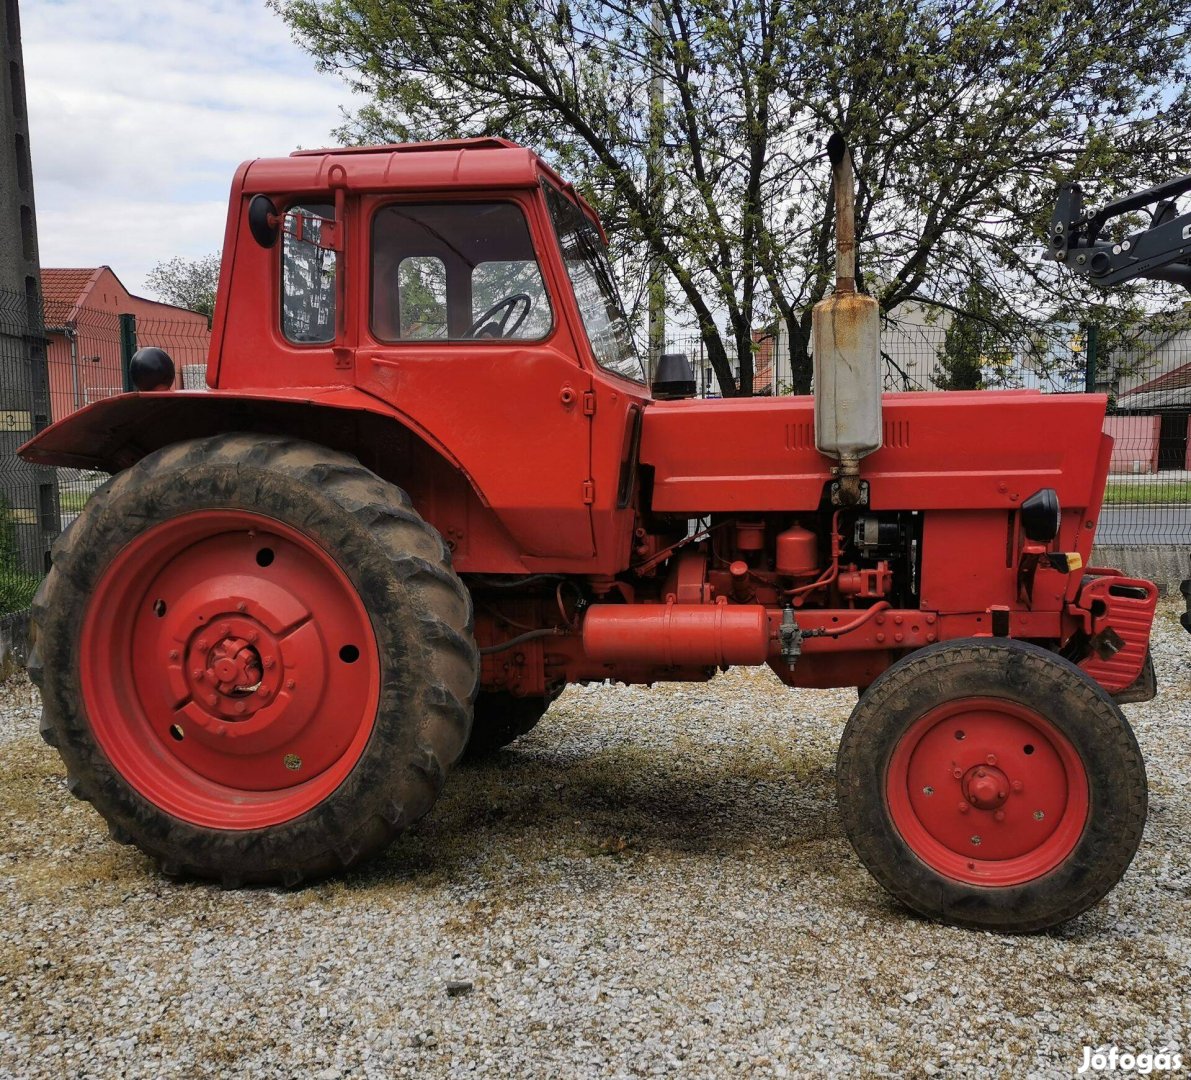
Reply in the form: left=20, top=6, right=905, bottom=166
left=30, top=434, right=478, bottom=886
left=836, top=638, right=1146, bottom=932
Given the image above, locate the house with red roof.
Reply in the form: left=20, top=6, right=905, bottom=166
left=42, top=267, right=210, bottom=423
left=1114, top=360, right=1191, bottom=472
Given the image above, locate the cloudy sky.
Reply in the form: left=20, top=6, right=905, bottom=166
left=22, top=0, right=353, bottom=295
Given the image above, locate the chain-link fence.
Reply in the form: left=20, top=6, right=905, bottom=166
left=0, top=287, right=56, bottom=614
left=0, top=286, right=211, bottom=615
left=663, top=319, right=1191, bottom=547
left=44, top=298, right=211, bottom=530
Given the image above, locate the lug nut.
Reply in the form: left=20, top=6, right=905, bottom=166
left=192, top=669, right=204, bottom=681
left=234, top=702, right=246, bottom=714
left=994, top=810, right=1005, bottom=822
left=970, top=835, right=982, bottom=846
left=922, top=786, right=934, bottom=796
left=286, top=679, right=296, bottom=690
left=207, top=694, right=219, bottom=707
left=169, top=650, right=179, bottom=661
left=957, top=802, right=970, bottom=814
left=1033, top=810, right=1045, bottom=821
left=220, top=623, right=231, bottom=635
left=986, top=754, right=997, bottom=765
left=196, top=638, right=208, bottom=651
left=1012, top=780, right=1024, bottom=793
left=952, top=768, right=962, bottom=779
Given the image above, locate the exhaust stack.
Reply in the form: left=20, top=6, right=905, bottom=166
left=813, top=133, right=882, bottom=505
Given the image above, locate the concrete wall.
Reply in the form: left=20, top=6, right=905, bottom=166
left=1092, top=546, right=1191, bottom=596
left=1103, top=414, right=1161, bottom=474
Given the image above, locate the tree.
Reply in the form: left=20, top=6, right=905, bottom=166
left=932, top=274, right=1011, bottom=390
left=272, top=0, right=1191, bottom=395
left=144, top=253, right=221, bottom=322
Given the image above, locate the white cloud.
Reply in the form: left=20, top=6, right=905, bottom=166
left=22, top=0, right=355, bottom=293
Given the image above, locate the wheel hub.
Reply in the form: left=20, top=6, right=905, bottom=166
left=209, top=638, right=261, bottom=694
left=962, top=763, right=1009, bottom=810
left=177, top=612, right=284, bottom=724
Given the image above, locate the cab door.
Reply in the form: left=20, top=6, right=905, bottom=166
left=354, top=193, right=596, bottom=564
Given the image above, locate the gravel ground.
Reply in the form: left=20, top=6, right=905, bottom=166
left=1, top=600, right=1188, bottom=1079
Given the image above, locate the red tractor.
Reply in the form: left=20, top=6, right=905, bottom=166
left=20, top=138, right=1164, bottom=932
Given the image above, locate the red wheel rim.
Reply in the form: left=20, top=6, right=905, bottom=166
left=80, top=510, right=380, bottom=830
left=885, top=697, right=1089, bottom=886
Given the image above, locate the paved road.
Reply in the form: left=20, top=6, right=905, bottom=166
left=1096, top=505, right=1191, bottom=545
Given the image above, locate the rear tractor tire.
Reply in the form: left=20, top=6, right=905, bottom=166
left=29, top=434, right=478, bottom=886
left=836, top=638, right=1146, bottom=932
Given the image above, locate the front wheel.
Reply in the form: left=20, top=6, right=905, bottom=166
left=31, top=434, right=478, bottom=886
left=837, top=638, right=1147, bottom=932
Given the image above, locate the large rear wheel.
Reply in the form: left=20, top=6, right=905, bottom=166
left=837, top=638, right=1146, bottom=932
left=30, top=434, right=478, bottom=885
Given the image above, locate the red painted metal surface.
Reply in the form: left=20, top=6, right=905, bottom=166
left=80, top=510, right=379, bottom=829
left=1074, top=573, right=1159, bottom=692
left=640, top=391, right=1108, bottom=513
left=885, top=698, right=1089, bottom=886
left=583, top=603, right=771, bottom=666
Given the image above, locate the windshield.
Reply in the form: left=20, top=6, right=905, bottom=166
left=542, top=182, right=644, bottom=382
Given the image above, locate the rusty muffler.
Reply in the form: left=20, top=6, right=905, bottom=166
left=813, top=134, right=882, bottom=505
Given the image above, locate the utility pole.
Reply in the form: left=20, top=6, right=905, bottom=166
left=645, top=0, right=665, bottom=380
left=1, top=0, right=59, bottom=582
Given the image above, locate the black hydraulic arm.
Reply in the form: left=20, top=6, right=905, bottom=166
left=1049, top=174, right=1191, bottom=292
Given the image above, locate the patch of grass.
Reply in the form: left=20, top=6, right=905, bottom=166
left=58, top=489, right=93, bottom=514
left=1103, top=479, right=1191, bottom=504
left=0, top=571, right=39, bottom=614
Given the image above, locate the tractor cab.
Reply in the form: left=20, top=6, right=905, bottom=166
left=203, top=140, right=653, bottom=567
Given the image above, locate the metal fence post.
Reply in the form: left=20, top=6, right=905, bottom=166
left=119, top=313, right=138, bottom=392
left=1084, top=323, right=1098, bottom=394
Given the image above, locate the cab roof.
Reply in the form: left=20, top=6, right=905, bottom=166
left=237, top=138, right=601, bottom=227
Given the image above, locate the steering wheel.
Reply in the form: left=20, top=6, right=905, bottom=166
left=464, top=293, right=533, bottom=339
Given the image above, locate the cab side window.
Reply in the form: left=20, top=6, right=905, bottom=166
left=372, top=202, right=552, bottom=342
left=281, top=203, right=336, bottom=344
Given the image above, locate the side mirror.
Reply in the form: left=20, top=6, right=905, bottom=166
left=248, top=194, right=280, bottom=248
left=652, top=352, right=696, bottom=400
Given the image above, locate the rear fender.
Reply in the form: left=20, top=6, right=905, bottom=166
left=18, top=388, right=530, bottom=573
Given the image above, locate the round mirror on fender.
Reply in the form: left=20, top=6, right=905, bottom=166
left=1021, top=487, right=1061, bottom=542
left=248, top=194, right=280, bottom=248
left=129, top=347, right=176, bottom=392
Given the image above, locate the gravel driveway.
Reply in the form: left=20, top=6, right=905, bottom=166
left=1, top=601, right=1188, bottom=1078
